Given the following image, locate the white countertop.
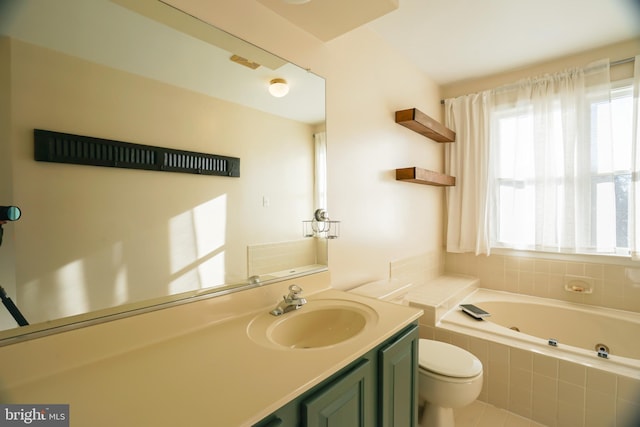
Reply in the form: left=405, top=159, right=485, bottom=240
left=0, top=276, right=422, bottom=426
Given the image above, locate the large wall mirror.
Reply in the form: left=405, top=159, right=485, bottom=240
left=0, top=0, right=327, bottom=343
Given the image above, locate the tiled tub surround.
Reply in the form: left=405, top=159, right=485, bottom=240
left=388, top=251, right=444, bottom=290
left=445, top=252, right=640, bottom=314
left=353, top=271, right=640, bottom=426
left=427, top=291, right=640, bottom=427
left=433, top=324, right=640, bottom=427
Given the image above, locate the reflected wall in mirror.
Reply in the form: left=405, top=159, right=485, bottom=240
left=0, top=0, right=327, bottom=342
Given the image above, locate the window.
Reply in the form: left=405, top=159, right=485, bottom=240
left=491, top=82, right=634, bottom=255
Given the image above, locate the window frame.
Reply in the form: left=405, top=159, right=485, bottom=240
left=489, top=79, right=635, bottom=257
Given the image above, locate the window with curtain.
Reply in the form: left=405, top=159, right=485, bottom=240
left=313, top=131, right=327, bottom=211
left=444, top=56, right=640, bottom=258
left=492, top=80, right=634, bottom=254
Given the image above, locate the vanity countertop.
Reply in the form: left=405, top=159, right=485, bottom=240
left=0, top=276, right=422, bottom=426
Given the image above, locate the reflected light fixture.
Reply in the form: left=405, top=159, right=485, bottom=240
left=268, top=78, right=289, bottom=97
left=303, top=209, right=340, bottom=239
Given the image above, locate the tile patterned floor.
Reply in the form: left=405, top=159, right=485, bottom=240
left=454, top=400, right=547, bottom=427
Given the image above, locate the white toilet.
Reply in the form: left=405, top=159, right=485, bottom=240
left=418, top=339, right=483, bottom=427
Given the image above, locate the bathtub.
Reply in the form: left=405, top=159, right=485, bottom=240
left=438, top=288, right=640, bottom=379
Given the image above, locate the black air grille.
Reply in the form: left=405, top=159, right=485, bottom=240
left=34, top=129, right=240, bottom=177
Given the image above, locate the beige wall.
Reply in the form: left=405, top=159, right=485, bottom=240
left=1, top=0, right=445, bottom=338
left=165, top=0, right=447, bottom=290
left=3, top=0, right=637, bottom=336
left=323, top=29, right=445, bottom=287
left=1, top=1, right=638, bottom=425
left=4, top=37, right=315, bottom=325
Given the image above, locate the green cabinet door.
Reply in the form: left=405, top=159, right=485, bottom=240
left=379, top=324, right=419, bottom=427
left=303, top=358, right=375, bottom=427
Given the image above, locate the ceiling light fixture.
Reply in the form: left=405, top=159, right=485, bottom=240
left=268, top=78, right=289, bottom=97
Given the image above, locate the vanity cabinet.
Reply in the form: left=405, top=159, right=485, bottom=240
left=304, top=358, right=375, bottom=426
left=253, top=323, right=419, bottom=427
left=378, top=323, right=420, bottom=427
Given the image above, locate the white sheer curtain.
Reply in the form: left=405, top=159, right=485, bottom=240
left=630, top=56, right=640, bottom=259
left=493, top=60, right=612, bottom=253
left=444, top=59, right=630, bottom=255
left=313, top=132, right=328, bottom=211
left=444, top=92, right=493, bottom=254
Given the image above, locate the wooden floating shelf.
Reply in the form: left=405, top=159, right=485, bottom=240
left=396, top=167, right=455, bottom=187
left=395, top=108, right=455, bottom=143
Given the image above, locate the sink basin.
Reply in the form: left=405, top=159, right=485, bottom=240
left=247, top=299, right=378, bottom=350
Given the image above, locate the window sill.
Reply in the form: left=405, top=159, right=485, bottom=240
left=489, top=247, right=640, bottom=266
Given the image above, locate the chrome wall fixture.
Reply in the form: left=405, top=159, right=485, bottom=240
left=303, top=209, right=340, bottom=239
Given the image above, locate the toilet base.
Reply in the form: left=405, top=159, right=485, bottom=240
left=419, top=402, right=454, bottom=427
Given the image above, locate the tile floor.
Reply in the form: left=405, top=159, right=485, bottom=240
left=454, top=400, right=547, bottom=427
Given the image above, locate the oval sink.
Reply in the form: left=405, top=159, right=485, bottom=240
left=247, top=299, right=378, bottom=350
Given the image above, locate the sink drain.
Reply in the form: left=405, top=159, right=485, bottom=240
left=595, top=343, right=610, bottom=353
left=510, top=326, right=520, bottom=332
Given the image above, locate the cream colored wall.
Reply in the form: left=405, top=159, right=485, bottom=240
left=0, top=0, right=444, bottom=360
left=324, top=29, right=445, bottom=287
left=166, top=0, right=447, bottom=290
left=6, top=38, right=314, bottom=325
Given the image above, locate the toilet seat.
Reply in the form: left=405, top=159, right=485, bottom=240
left=418, top=339, right=482, bottom=378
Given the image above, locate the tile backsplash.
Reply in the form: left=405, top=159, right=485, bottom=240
left=389, top=250, right=443, bottom=287
left=445, top=252, right=640, bottom=313
left=247, top=239, right=320, bottom=277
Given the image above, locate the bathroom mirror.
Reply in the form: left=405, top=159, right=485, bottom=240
left=0, top=0, right=327, bottom=342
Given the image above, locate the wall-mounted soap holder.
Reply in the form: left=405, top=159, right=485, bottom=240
left=563, top=275, right=594, bottom=294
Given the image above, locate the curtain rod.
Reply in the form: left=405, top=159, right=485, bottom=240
left=440, top=56, right=636, bottom=104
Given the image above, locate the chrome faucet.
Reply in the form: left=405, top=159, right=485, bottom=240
left=270, top=285, right=307, bottom=316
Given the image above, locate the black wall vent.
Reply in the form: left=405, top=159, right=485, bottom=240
left=34, top=129, right=240, bottom=177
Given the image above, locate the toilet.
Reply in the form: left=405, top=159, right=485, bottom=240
left=418, top=339, right=483, bottom=427
left=348, top=276, right=483, bottom=426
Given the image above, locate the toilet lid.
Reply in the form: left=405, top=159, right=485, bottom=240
left=418, top=340, right=482, bottom=378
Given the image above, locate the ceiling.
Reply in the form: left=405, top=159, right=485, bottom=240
left=259, top=0, right=640, bottom=86
left=257, top=0, right=398, bottom=41
left=367, top=0, right=640, bottom=85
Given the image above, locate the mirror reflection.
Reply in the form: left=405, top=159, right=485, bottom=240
left=0, top=0, right=327, bottom=341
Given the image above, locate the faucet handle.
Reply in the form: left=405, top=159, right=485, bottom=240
left=285, top=285, right=305, bottom=302
left=288, top=284, right=303, bottom=295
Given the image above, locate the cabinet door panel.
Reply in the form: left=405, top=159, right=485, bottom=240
left=379, top=324, right=419, bottom=427
left=303, top=358, right=374, bottom=427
